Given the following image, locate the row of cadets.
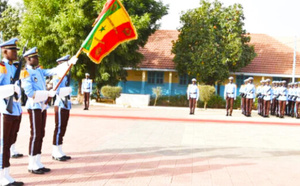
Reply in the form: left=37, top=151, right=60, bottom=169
left=256, top=80, right=264, bottom=116
left=245, top=77, right=255, bottom=117
left=277, top=81, right=288, bottom=118
left=295, top=83, right=300, bottom=118
left=224, top=76, right=237, bottom=116
left=262, top=79, right=272, bottom=117
left=22, top=47, right=77, bottom=175
left=0, top=38, right=24, bottom=186
left=287, top=82, right=297, bottom=117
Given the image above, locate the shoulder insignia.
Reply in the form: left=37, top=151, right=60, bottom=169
left=20, top=70, right=30, bottom=79
left=0, top=62, right=7, bottom=74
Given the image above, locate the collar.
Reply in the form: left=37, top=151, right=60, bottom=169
left=26, top=64, right=38, bottom=70
left=2, top=58, right=13, bottom=65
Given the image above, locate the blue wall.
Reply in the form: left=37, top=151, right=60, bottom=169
left=118, top=81, right=243, bottom=98
left=118, top=81, right=187, bottom=96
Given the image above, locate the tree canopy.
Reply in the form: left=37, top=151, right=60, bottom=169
left=171, top=0, right=256, bottom=85
left=19, top=0, right=168, bottom=94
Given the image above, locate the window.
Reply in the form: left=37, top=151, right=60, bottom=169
left=273, top=77, right=282, bottom=81
left=179, top=74, right=189, bottom=85
left=148, top=72, right=164, bottom=84
left=236, top=75, right=250, bottom=87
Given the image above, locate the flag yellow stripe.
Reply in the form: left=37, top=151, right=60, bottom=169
left=89, top=7, right=130, bottom=50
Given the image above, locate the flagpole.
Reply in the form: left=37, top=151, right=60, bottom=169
left=53, top=48, right=83, bottom=91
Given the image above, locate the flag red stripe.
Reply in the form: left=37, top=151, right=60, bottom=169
left=89, top=22, right=136, bottom=62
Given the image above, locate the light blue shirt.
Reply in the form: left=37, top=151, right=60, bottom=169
left=81, top=78, right=92, bottom=94
left=0, top=58, right=22, bottom=116
left=53, top=76, right=71, bottom=110
left=23, top=65, right=57, bottom=110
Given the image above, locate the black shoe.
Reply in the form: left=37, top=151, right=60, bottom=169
left=28, top=169, right=44, bottom=174
left=226, top=113, right=228, bottom=116
left=229, top=114, right=232, bottom=116
left=7, top=181, right=24, bottom=186
left=63, top=155, right=71, bottom=160
left=52, top=156, right=67, bottom=161
left=38, top=167, right=51, bottom=172
left=84, top=108, right=87, bottom=110
left=11, top=153, right=23, bottom=158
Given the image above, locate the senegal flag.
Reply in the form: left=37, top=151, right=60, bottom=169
left=81, top=0, right=138, bottom=64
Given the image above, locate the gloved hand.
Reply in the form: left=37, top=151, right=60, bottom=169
left=14, top=82, right=21, bottom=95
left=48, top=89, right=56, bottom=98
left=68, top=56, right=78, bottom=65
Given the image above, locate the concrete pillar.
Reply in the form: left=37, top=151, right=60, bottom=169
left=168, top=72, right=172, bottom=96
left=141, top=71, right=146, bottom=94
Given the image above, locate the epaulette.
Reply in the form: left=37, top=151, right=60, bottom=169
left=20, top=69, right=30, bottom=79
left=0, top=62, right=7, bottom=74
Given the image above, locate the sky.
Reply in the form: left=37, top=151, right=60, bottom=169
left=158, top=0, right=300, bottom=37
left=7, top=0, right=300, bottom=37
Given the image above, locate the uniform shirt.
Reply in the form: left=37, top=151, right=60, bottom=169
left=263, top=85, right=272, bottom=101
left=186, top=84, right=199, bottom=100
left=81, top=78, right=92, bottom=94
left=53, top=75, right=71, bottom=110
left=224, top=83, right=237, bottom=99
left=22, top=65, right=58, bottom=110
left=296, top=87, right=300, bottom=102
left=272, top=86, right=278, bottom=99
left=278, top=86, right=287, bottom=101
left=0, top=58, right=22, bottom=116
left=245, top=83, right=255, bottom=99
left=256, top=85, right=263, bottom=99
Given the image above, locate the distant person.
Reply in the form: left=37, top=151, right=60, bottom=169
left=81, top=73, right=93, bottom=110
left=224, top=76, right=236, bottom=116
left=186, top=78, right=199, bottom=115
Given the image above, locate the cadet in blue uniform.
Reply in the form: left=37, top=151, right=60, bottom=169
left=22, top=47, right=77, bottom=174
left=0, top=38, right=24, bottom=186
left=52, top=55, right=72, bottom=161
left=81, top=73, right=92, bottom=110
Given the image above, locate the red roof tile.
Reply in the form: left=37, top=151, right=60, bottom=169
left=138, top=30, right=178, bottom=69
left=138, top=30, right=300, bottom=76
left=239, top=34, right=300, bottom=76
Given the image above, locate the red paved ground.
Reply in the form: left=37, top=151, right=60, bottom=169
left=9, top=105, right=300, bottom=185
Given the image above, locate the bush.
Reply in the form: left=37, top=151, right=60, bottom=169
left=199, top=85, right=216, bottom=109
left=100, top=85, right=122, bottom=103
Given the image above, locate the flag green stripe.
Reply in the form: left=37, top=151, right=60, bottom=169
left=81, top=1, right=121, bottom=50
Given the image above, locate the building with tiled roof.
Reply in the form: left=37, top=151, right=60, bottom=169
left=119, top=30, right=300, bottom=96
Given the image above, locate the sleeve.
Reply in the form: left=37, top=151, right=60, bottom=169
left=253, top=86, right=256, bottom=99
left=186, top=85, right=190, bottom=99
left=234, top=85, right=237, bottom=100
left=52, top=77, right=61, bottom=93
left=89, top=81, right=93, bottom=93
left=22, top=75, right=35, bottom=98
left=196, top=86, right=199, bottom=101
left=81, top=80, right=84, bottom=94
left=224, top=85, right=227, bottom=99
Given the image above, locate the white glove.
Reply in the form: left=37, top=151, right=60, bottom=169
left=14, top=82, right=21, bottom=95
left=68, top=56, right=78, bottom=65
left=48, top=89, right=56, bottom=98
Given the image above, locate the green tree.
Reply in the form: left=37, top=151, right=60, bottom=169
left=0, top=5, right=22, bottom=40
left=19, top=0, right=168, bottom=99
left=0, top=0, right=8, bottom=16
left=172, top=0, right=256, bottom=85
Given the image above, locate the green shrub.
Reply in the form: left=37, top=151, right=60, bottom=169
left=100, top=85, right=122, bottom=103
left=199, top=85, right=216, bottom=109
